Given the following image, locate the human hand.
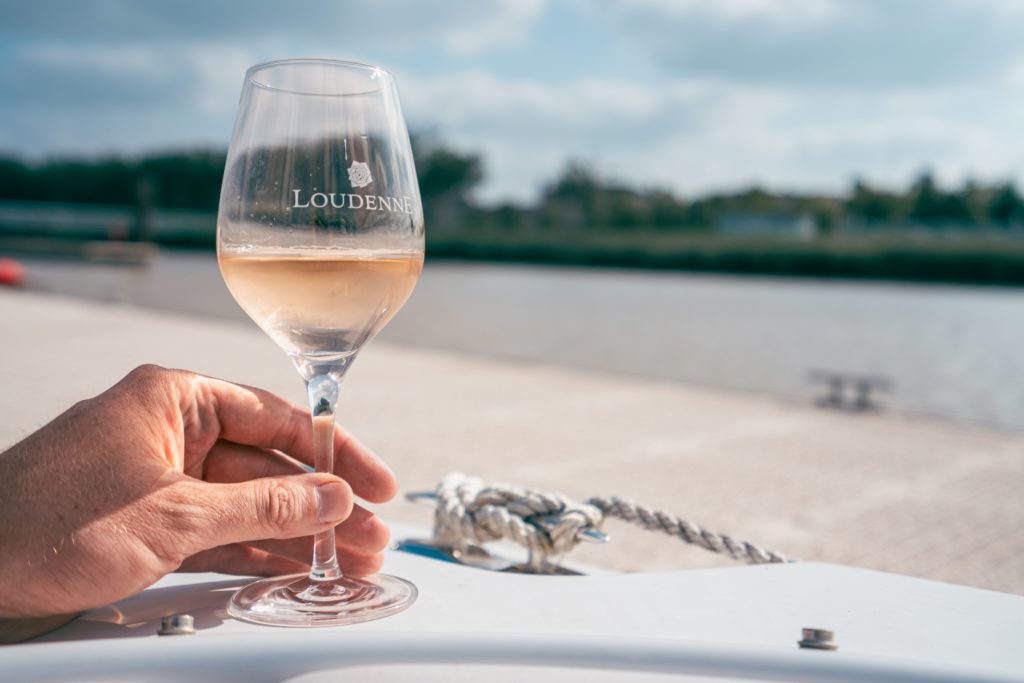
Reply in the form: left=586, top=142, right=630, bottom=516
left=0, top=365, right=397, bottom=641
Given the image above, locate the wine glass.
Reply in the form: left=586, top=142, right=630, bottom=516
left=216, top=58, right=423, bottom=626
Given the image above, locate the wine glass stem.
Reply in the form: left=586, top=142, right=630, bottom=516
left=308, top=375, right=342, bottom=582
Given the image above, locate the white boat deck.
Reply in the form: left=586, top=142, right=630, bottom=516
left=1, top=523, right=1021, bottom=682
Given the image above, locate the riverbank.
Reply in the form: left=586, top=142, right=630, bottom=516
left=6, top=226, right=1024, bottom=286
left=428, top=229, right=1024, bottom=286
left=2, top=288, right=1021, bottom=595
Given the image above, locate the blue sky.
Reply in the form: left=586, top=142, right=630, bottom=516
left=2, top=0, right=1023, bottom=203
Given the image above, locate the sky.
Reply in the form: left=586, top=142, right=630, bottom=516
left=2, top=0, right=1023, bottom=204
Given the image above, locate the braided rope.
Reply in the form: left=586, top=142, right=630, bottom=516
left=586, top=496, right=789, bottom=564
left=432, top=472, right=790, bottom=567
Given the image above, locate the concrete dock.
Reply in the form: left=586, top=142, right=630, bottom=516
left=2, top=288, right=1022, bottom=595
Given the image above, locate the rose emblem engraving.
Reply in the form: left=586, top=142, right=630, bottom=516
left=347, top=160, right=373, bottom=188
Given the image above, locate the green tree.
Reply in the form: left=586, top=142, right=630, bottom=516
left=847, top=178, right=899, bottom=225
left=0, top=158, right=33, bottom=200
left=545, top=162, right=598, bottom=200
left=411, top=139, right=483, bottom=202
left=988, top=183, right=1024, bottom=227
left=909, top=172, right=973, bottom=226
left=139, top=150, right=226, bottom=210
left=604, top=188, right=645, bottom=228
left=540, top=162, right=601, bottom=229
left=649, top=190, right=689, bottom=228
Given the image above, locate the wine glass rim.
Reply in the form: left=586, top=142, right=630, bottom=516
left=246, top=58, right=394, bottom=97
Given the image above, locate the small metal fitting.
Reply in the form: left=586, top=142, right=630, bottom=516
left=798, top=627, right=837, bottom=651
left=158, top=614, right=196, bottom=636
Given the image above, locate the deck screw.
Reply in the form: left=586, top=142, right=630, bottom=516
left=158, top=614, right=196, bottom=636
left=798, top=627, right=837, bottom=651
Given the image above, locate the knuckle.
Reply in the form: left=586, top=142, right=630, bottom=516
left=258, top=480, right=303, bottom=534
left=127, top=363, right=166, bottom=384
left=120, top=364, right=169, bottom=399
left=66, top=396, right=97, bottom=418
left=125, top=364, right=193, bottom=394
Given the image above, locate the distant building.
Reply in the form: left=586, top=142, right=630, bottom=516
left=716, top=211, right=817, bottom=239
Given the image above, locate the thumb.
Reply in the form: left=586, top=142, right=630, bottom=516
left=196, top=473, right=353, bottom=548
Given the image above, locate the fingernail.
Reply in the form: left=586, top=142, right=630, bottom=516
left=317, top=482, right=348, bottom=523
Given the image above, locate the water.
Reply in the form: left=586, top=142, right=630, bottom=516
left=18, top=251, right=1024, bottom=431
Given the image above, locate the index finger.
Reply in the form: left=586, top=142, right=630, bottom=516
left=186, top=373, right=398, bottom=503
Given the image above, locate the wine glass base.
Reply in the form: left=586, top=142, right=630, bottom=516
left=227, top=573, right=417, bottom=627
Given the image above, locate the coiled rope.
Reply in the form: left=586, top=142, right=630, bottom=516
left=431, top=472, right=790, bottom=568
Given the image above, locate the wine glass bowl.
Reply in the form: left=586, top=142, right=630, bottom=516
left=217, top=58, right=422, bottom=626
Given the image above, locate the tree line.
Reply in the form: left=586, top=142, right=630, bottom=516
left=1, top=140, right=1022, bottom=232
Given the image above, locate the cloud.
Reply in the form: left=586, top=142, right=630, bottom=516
left=399, top=69, right=1024, bottom=201
left=397, top=70, right=728, bottom=197
left=578, top=0, right=1024, bottom=88
left=0, top=0, right=544, bottom=55
left=0, top=0, right=1021, bottom=203
left=0, top=40, right=266, bottom=153
left=4, top=44, right=184, bottom=108
left=0, top=0, right=547, bottom=152
left=604, top=0, right=845, bottom=30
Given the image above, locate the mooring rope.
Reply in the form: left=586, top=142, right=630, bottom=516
left=431, top=472, right=790, bottom=566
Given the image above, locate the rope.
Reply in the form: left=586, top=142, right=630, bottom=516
left=432, top=472, right=791, bottom=568
left=587, top=496, right=789, bottom=564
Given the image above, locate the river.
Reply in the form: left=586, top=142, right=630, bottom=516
left=17, top=251, right=1024, bottom=431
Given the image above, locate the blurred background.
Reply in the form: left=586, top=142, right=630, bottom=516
left=4, top=0, right=1024, bottom=427
left=1, top=1, right=1024, bottom=590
